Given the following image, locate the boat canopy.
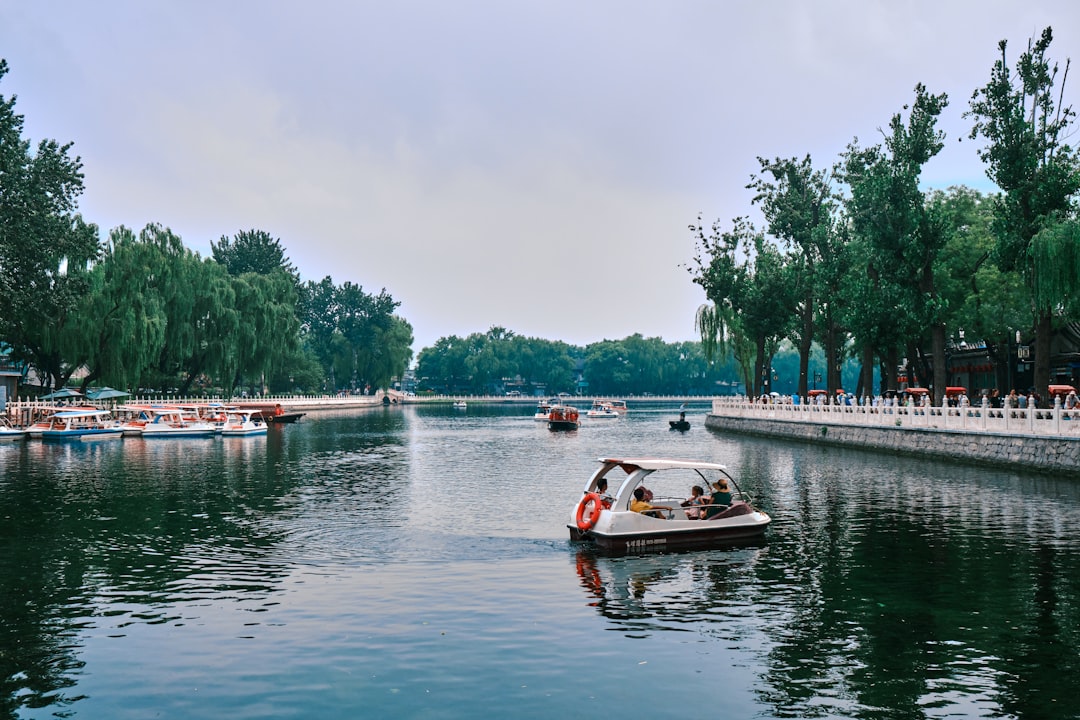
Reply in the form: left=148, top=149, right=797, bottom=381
left=596, top=457, right=728, bottom=472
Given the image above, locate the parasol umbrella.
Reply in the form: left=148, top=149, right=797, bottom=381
left=40, top=388, right=84, bottom=400
left=85, top=387, right=130, bottom=400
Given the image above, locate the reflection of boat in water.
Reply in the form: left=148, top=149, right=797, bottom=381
left=548, top=405, right=580, bottom=431
left=569, top=457, right=770, bottom=554
left=574, top=544, right=766, bottom=619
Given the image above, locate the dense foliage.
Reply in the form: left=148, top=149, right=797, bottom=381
left=0, top=62, right=413, bottom=396
left=415, top=327, right=743, bottom=396
left=692, top=28, right=1079, bottom=404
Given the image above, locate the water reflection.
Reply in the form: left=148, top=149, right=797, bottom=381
left=574, top=545, right=768, bottom=627
left=4, top=405, right=1080, bottom=719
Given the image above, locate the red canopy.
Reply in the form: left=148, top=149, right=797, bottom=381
left=945, top=386, right=967, bottom=396
left=1049, top=384, right=1076, bottom=396
left=807, top=390, right=828, bottom=396
left=906, top=387, right=929, bottom=395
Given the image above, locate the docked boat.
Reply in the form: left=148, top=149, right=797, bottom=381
left=38, top=408, right=123, bottom=441
left=586, top=401, right=620, bottom=419
left=138, top=408, right=216, bottom=438
left=0, top=416, right=26, bottom=441
left=220, top=410, right=268, bottom=436
left=568, top=457, right=771, bottom=553
left=548, top=404, right=580, bottom=431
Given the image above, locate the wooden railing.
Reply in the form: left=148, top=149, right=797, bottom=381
left=710, top=397, right=1080, bottom=438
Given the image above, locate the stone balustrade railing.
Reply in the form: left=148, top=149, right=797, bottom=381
left=711, top=397, right=1080, bottom=437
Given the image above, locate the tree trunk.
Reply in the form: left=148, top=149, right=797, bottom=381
left=861, top=342, right=875, bottom=398
left=931, top=323, right=947, bottom=407
left=797, top=298, right=813, bottom=399
left=885, top=346, right=899, bottom=393
left=1035, top=310, right=1052, bottom=406
left=753, top=335, right=766, bottom=398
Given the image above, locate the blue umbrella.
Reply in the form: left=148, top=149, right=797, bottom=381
left=86, top=387, right=130, bottom=400
left=40, top=388, right=84, bottom=400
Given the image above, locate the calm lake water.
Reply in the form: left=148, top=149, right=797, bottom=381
left=2, top=402, right=1080, bottom=719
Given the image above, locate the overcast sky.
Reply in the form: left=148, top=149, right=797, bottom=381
left=1, top=1, right=1077, bottom=354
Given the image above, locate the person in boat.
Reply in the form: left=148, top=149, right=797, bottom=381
left=681, top=485, right=707, bottom=519
left=701, top=479, right=733, bottom=520
left=595, top=477, right=614, bottom=509
left=631, top=487, right=671, bottom=519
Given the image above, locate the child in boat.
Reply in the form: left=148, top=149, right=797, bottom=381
left=681, top=485, right=707, bottom=519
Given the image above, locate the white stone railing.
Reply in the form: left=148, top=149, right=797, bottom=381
left=711, top=397, right=1080, bottom=437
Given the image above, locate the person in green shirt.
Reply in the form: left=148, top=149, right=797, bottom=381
left=701, top=479, right=733, bottom=520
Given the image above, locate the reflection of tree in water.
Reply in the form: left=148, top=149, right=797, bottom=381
left=0, top=410, right=412, bottom=717
left=743, top=445, right=1080, bottom=719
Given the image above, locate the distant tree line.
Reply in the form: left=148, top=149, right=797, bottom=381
left=692, top=27, right=1080, bottom=405
left=0, top=59, right=412, bottom=396
left=415, top=327, right=740, bottom=396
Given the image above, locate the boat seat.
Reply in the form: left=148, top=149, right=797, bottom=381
left=705, top=502, right=753, bottom=520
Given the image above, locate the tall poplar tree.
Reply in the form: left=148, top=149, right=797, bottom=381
left=967, top=26, right=1080, bottom=398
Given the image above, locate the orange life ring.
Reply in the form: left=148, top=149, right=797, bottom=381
left=576, top=492, right=603, bottom=531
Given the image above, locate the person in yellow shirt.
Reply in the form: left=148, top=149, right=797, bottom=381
left=630, top=487, right=672, bottom=519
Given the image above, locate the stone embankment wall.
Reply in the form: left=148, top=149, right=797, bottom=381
left=704, top=414, right=1080, bottom=476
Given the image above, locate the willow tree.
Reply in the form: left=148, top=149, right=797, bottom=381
left=691, top=216, right=796, bottom=397
left=226, top=269, right=298, bottom=396
left=967, top=26, right=1080, bottom=398
left=68, top=226, right=169, bottom=393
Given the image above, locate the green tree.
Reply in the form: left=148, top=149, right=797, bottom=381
left=748, top=154, right=836, bottom=398
left=838, top=84, right=950, bottom=401
left=0, top=59, right=101, bottom=390
left=66, top=226, right=169, bottom=393
left=227, top=270, right=298, bottom=396
left=692, top=216, right=796, bottom=396
left=211, top=229, right=298, bottom=281
left=967, top=26, right=1080, bottom=398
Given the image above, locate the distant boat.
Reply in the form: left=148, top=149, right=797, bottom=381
left=669, top=412, right=690, bottom=431
left=534, top=397, right=558, bottom=421
left=453, top=400, right=468, bottom=410
left=548, top=405, right=580, bottom=431
left=586, top=401, right=620, bottom=419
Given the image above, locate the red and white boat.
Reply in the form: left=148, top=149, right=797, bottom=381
left=547, top=404, right=580, bottom=431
